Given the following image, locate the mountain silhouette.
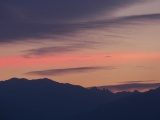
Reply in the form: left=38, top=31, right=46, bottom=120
left=0, top=78, right=144, bottom=120
left=70, top=87, right=160, bottom=120
left=0, top=78, right=127, bottom=120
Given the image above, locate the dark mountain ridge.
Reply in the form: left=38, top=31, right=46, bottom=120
left=0, top=78, right=118, bottom=120
left=70, top=87, right=160, bottom=120
left=0, top=78, right=156, bottom=120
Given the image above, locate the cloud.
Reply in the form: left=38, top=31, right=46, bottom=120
left=136, top=66, right=153, bottom=69
left=105, top=56, right=112, bottom=58
left=83, top=13, right=160, bottom=29
left=22, top=44, right=93, bottom=58
left=112, top=13, right=160, bottom=24
left=119, top=80, right=158, bottom=84
left=0, top=0, right=146, bottom=43
left=2, top=13, right=160, bottom=44
left=25, top=66, right=115, bottom=76
left=98, top=82, right=160, bottom=92
left=1, top=0, right=141, bottom=22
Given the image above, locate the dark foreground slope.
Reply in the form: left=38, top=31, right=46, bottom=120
left=0, top=78, right=114, bottom=120
left=70, top=87, right=160, bottom=120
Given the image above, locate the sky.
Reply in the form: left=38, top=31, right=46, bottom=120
left=1, top=0, right=160, bottom=91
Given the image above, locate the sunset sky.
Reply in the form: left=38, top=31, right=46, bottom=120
left=1, top=0, right=160, bottom=90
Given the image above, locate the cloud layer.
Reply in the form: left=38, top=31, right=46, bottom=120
left=22, top=44, right=93, bottom=58
left=0, top=0, right=148, bottom=43
left=25, top=66, right=115, bottom=76
left=98, top=82, right=160, bottom=92
left=1, top=0, right=141, bottom=22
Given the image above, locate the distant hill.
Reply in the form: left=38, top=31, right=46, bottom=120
left=0, top=78, right=137, bottom=120
left=0, top=78, right=147, bottom=120
left=70, top=87, right=160, bottom=120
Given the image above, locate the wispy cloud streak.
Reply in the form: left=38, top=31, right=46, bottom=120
left=22, top=44, right=93, bottom=58
left=98, top=82, right=160, bottom=92
left=25, top=66, right=115, bottom=76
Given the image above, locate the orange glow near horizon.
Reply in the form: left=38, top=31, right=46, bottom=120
left=1, top=52, right=160, bottom=87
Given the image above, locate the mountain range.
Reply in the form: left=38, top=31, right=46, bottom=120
left=0, top=78, right=159, bottom=120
